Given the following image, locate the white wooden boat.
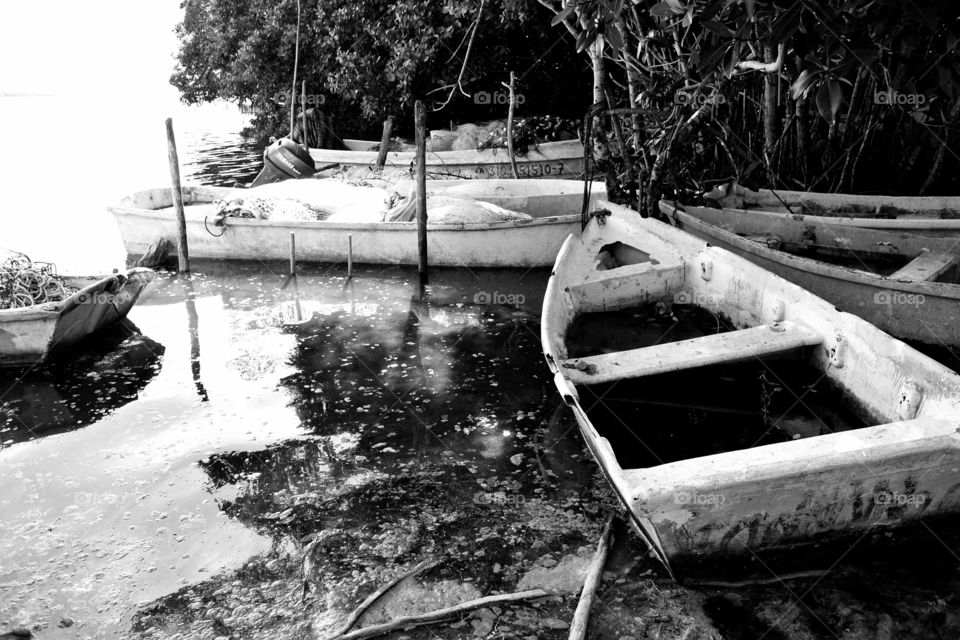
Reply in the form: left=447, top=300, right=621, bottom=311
left=709, top=182, right=960, bottom=235
left=0, top=269, right=155, bottom=368
left=314, top=139, right=585, bottom=180
left=659, top=200, right=960, bottom=346
left=108, top=180, right=605, bottom=268
left=542, top=201, right=960, bottom=569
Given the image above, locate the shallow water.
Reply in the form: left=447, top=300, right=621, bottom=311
left=0, top=262, right=567, bottom=638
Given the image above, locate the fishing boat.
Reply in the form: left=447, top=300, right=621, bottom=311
left=658, top=200, right=960, bottom=346
left=313, top=139, right=585, bottom=181
left=0, top=269, right=155, bottom=368
left=708, top=181, right=960, bottom=235
left=108, top=179, right=605, bottom=268
left=542, top=201, right=960, bottom=569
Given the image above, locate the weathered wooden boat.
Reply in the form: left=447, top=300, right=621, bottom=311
left=542, top=201, right=960, bottom=569
left=0, top=269, right=155, bottom=368
left=313, top=139, right=585, bottom=180
left=709, top=182, right=960, bottom=235
left=658, top=200, right=960, bottom=346
left=108, top=180, right=605, bottom=268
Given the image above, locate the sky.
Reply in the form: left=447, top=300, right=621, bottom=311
left=0, top=0, right=184, bottom=101
left=0, top=0, right=253, bottom=273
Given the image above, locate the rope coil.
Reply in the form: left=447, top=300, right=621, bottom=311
left=0, top=251, right=77, bottom=309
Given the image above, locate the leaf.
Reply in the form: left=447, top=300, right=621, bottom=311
left=722, top=43, right=740, bottom=79
left=695, top=41, right=727, bottom=73
left=665, top=0, right=687, bottom=13
left=550, top=5, right=576, bottom=26
left=815, top=79, right=843, bottom=123
left=703, top=20, right=735, bottom=38
left=768, top=3, right=801, bottom=45
left=576, top=28, right=597, bottom=53
left=744, top=0, right=755, bottom=21
left=790, top=69, right=819, bottom=100
left=605, top=23, right=624, bottom=57
left=649, top=2, right=677, bottom=18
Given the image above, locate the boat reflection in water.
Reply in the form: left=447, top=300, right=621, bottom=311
left=0, top=321, right=164, bottom=447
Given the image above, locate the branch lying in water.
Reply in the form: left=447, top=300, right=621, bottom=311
left=323, top=557, right=440, bottom=640
left=326, top=588, right=551, bottom=640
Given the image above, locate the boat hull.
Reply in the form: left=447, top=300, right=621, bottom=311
left=0, top=269, right=154, bottom=368
left=311, top=140, right=585, bottom=180
left=109, top=181, right=602, bottom=268
left=661, top=202, right=960, bottom=346
left=542, top=202, right=960, bottom=568
left=712, top=183, right=960, bottom=234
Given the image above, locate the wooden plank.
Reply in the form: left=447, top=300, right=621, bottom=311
left=889, top=251, right=957, bottom=282
left=560, top=321, right=822, bottom=385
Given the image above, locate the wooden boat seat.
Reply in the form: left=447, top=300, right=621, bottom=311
left=560, top=321, right=822, bottom=385
left=888, top=251, right=957, bottom=282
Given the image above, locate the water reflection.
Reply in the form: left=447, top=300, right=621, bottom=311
left=0, top=322, right=164, bottom=447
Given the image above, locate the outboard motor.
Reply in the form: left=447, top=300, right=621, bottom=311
left=250, top=137, right=316, bottom=186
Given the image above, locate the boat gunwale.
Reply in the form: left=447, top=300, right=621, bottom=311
left=0, top=269, right=153, bottom=322
left=661, top=202, right=960, bottom=300
left=108, top=185, right=593, bottom=233
left=309, top=138, right=584, bottom=165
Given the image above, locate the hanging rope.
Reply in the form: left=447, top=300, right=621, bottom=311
left=581, top=101, right=605, bottom=230
left=289, top=0, right=302, bottom=137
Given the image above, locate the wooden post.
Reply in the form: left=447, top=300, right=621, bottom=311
left=347, top=233, right=354, bottom=278
left=414, top=101, right=428, bottom=283
left=289, top=232, right=296, bottom=275
left=301, top=79, right=309, bottom=149
left=375, top=116, right=394, bottom=169
left=165, top=118, right=189, bottom=273
left=504, top=71, right=520, bottom=179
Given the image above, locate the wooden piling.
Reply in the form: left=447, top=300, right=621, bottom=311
left=347, top=233, right=354, bottom=278
left=414, top=101, right=428, bottom=283
left=289, top=232, right=296, bottom=275
left=375, top=116, right=394, bottom=169
left=165, top=118, right=189, bottom=273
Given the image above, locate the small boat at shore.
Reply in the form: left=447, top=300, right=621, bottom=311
left=108, top=179, right=605, bottom=268
left=658, top=200, right=960, bottom=346
left=542, top=201, right=960, bottom=569
left=0, top=269, right=155, bottom=368
left=313, top=138, right=586, bottom=181
left=708, top=182, right=960, bottom=235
